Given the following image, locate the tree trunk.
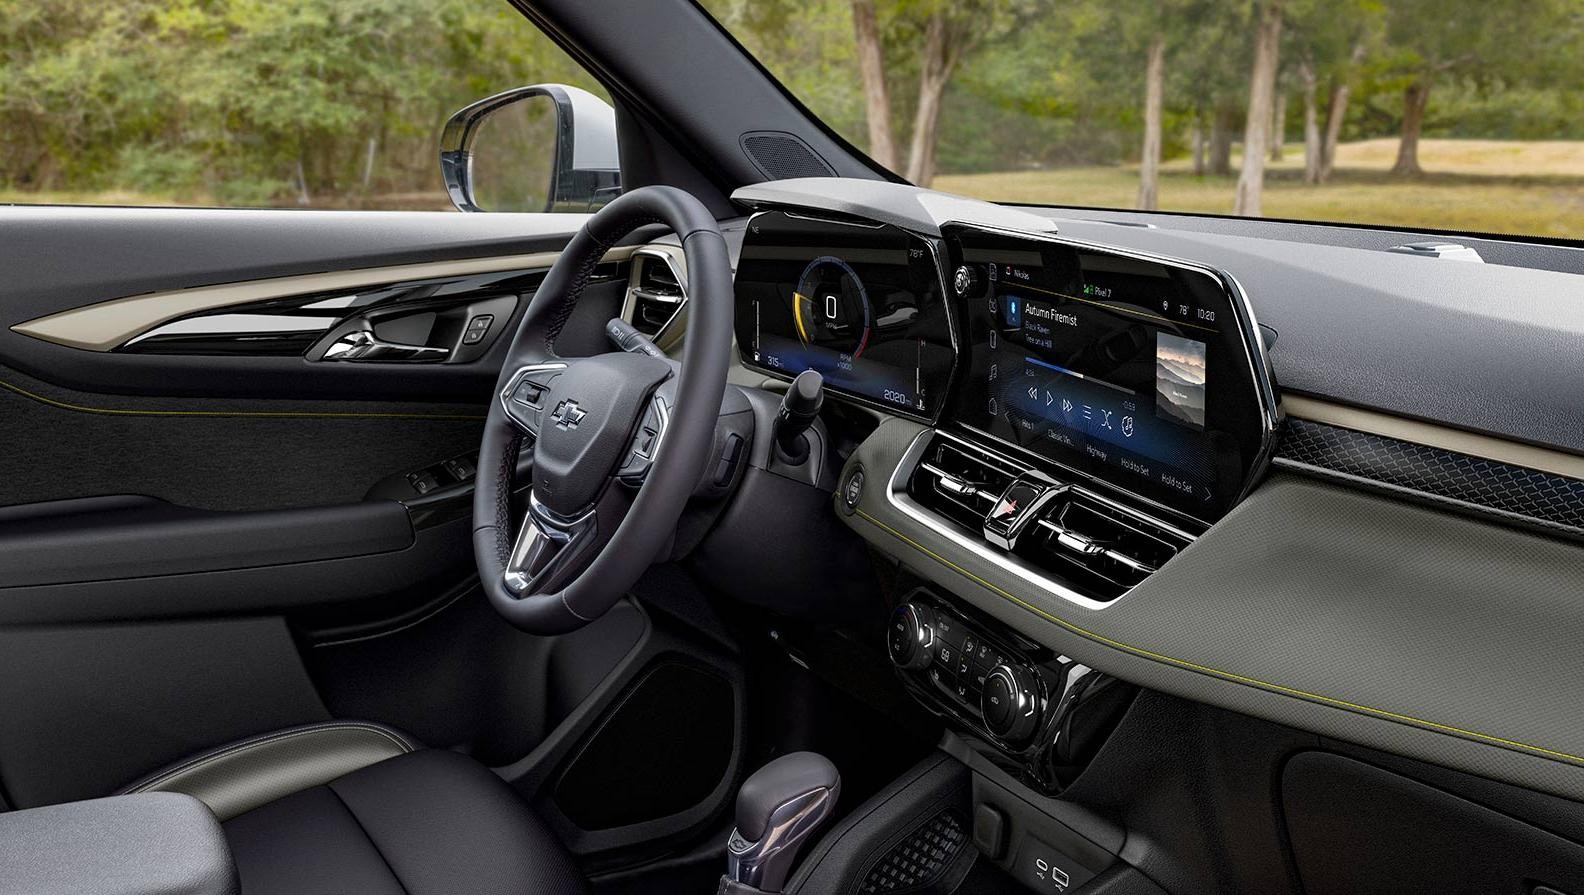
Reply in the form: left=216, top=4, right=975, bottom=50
left=850, top=0, right=898, bottom=170
left=905, top=11, right=955, bottom=187
left=360, top=137, right=378, bottom=193
left=1391, top=81, right=1430, bottom=177
left=1269, top=90, right=1287, bottom=161
left=295, top=156, right=311, bottom=206
left=1318, top=42, right=1364, bottom=182
left=1191, top=115, right=1206, bottom=176
left=1233, top=1, right=1283, bottom=216
left=1136, top=35, right=1166, bottom=210
left=1300, top=61, right=1321, bottom=184
left=1209, top=106, right=1235, bottom=176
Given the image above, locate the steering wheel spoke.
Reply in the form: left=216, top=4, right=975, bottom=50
left=503, top=494, right=599, bottom=597
left=498, top=362, right=569, bottom=437
left=614, top=394, right=671, bottom=485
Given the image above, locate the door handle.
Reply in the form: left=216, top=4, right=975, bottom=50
left=320, top=327, right=450, bottom=363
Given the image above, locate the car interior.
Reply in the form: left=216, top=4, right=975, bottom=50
left=4, top=2, right=1584, bottom=894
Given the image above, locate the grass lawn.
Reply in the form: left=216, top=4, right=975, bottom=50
left=935, top=139, right=1584, bottom=239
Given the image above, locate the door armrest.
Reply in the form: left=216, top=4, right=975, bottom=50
left=0, top=792, right=237, bottom=895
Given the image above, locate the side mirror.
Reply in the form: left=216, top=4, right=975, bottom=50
left=440, top=84, right=621, bottom=213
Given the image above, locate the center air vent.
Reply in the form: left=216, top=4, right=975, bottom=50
left=907, top=438, right=1020, bottom=532
left=1017, top=492, right=1187, bottom=599
left=901, top=433, right=1193, bottom=604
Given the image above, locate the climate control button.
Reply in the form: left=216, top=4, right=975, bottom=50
left=982, top=663, right=1041, bottom=745
left=887, top=604, right=937, bottom=670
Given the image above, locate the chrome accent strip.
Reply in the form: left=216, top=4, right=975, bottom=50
left=122, top=313, right=336, bottom=346
left=321, top=327, right=449, bottom=363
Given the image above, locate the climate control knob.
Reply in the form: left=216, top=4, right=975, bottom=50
left=887, top=604, right=936, bottom=670
left=981, top=663, right=1042, bottom=745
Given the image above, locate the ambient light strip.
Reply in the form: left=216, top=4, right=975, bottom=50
left=853, top=506, right=1584, bottom=768
left=10, top=246, right=639, bottom=352
left=1283, top=394, right=1584, bottom=482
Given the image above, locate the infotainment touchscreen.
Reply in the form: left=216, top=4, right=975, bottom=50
left=734, top=211, right=955, bottom=419
left=947, top=226, right=1271, bottom=519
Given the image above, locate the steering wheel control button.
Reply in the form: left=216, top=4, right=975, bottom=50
left=841, top=467, right=864, bottom=513
left=618, top=398, right=671, bottom=484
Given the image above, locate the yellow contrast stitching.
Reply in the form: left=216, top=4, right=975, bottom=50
left=854, top=507, right=1584, bottom=767
left=0, top=378, right=485, bottom=421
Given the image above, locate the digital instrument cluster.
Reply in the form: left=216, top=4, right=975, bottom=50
left=733, top=211, right=956, bottom=419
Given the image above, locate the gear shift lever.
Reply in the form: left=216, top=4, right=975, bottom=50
left=724, top=752, right=840, bottom=892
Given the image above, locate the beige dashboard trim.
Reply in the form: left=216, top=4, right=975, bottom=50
left=11, top=246, right=639, bottom=352
left=1283, top=394, right=1584, bottom=482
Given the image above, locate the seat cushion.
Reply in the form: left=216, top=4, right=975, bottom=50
left=221, top=749, right=585, bottom=895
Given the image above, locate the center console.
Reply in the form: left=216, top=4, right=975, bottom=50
left=887, top=589, right=1134, bottom=796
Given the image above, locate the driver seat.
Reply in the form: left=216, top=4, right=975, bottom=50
left=116, top=721, right=586, bottom=895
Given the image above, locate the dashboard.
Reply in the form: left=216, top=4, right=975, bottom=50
left=725, top=176, right=1584, bottom=818
left=733, top=208, right=1276, bottom=524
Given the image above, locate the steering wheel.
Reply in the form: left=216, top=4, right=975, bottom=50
left=472, top=186, right=734, bottom=634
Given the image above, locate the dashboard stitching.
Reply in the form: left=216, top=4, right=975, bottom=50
left=853, top=506, right=1584, bottom=768
left=0, top=377, right=486, bottom=421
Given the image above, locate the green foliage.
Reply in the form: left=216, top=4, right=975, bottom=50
left=698, top=0, right=1583, bottom=176
left=0, top=0, right=606, bottom=205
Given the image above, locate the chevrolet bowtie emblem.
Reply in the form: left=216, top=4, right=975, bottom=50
left=549, top=399, right=587, bottom=430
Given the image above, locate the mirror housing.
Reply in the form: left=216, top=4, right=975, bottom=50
left=440, top=84, right=621, bottom=213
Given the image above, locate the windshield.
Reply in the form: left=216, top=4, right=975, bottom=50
left=700, top=0, right=1584, bottom=240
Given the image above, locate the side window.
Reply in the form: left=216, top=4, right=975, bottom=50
left=0, top=2, right=617, bottom=212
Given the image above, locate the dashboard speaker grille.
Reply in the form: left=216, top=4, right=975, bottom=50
left=740, top=131, right=838, bottom=180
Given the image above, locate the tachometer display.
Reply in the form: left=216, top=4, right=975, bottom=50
left=794, top=256, right=872, bottom=357
left=734, top=211, right=955, bottom=420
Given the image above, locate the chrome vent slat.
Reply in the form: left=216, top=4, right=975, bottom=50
left=907, top=441, right=1018, bottom=531
left=902, top=432, right=1188, bottom=603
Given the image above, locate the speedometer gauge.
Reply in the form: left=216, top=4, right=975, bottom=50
left=793, top=256, right=872, bottom=357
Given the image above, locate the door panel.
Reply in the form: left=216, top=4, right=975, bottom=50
left=0, top=209, right=589, bottom=803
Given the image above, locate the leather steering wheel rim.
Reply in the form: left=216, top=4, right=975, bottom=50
left=471, top=186, right=734, bottom=634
